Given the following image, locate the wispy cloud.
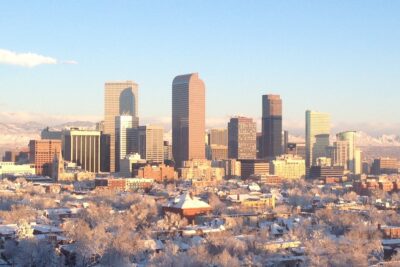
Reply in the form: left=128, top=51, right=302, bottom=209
left=0, top=48, right=77, bottom=68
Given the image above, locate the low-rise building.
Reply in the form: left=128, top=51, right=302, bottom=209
left=136, top=164, right=176, bottom=182
left=227, top=193, right=275, bottom=209
left=163, top=192, right=212, bottom=221
left=95, top=177, right=153, bottom=192
left=271, top=155, right=305, bottom=179
left=119, top=153, right=147, bottom=178
left=0, top=162, right=36, bottom=178
left=250, top=174, right=282, bottom=185
left=240, top=159, right=269, bottom=179
left=379, top=225, right=400, bottom=239
left=309, top=166, right=344, bottom=179
left=180, top=160, right=224, bottom=181
left=371, top=158, right=399, bottom=175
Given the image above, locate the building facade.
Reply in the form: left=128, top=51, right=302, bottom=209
left=305, top=111, right=330, bottom=168
left=115, top=115, right=139, bottom=171
left=209, top=128, right=228, bottom=146
left=119, top=153, right=147, bottom=178
left=172, top=73, right=205, bottom=167
left=0, top=162, right=35, bottom=178
left=228, top=117, right=257, bottom=160
left=62, top=129, right=101, bottom=173
left=240, top=159, right=270, bottom=179
left=104, top=81, right=138, bottom=172
left=136, top=164, right=176, bottom=182
left=180, top=160, right=224, bottom=181
left=138, top=125, right=164, bottom=163
left=330, top=140, right=349, bottom=169
left=336, top=131, right=361, bottom=174
left=261, top=94, right=282, bottom=159
left=271, top=155, right=305, bottom=179
left=29, top=140, right=62, bottom=176
left=163, top=141, right=173, bottom=161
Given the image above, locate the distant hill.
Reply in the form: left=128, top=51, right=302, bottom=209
left=0, top=121, right=97, bottom=154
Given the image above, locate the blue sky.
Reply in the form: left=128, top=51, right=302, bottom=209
left=0, top=1, right=399, bottom=134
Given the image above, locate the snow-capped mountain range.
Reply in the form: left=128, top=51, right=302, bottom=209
left=288, top=132, right=400, bottom=147
left=0, top=121, right=96, bottom=150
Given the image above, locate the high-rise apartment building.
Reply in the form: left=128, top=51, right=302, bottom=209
left=261, top=95, right=282, bottom=159
left=172, top=73, right=205, bottom=167
left=305, top=111, right=330, bottom=168
left=228, top=117, right=257, bottom=160
left=29, top=140, right=62, bottom=176
left=138, top=125, right=164, bottom=163
left=115, top=115, right=139, bottom=171
left=104, top=81, right=138, bottom=172
left=62, top=129, right=101, bottom=173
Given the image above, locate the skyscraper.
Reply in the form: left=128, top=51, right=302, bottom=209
left=305, top=110, right=330, bottom=168
left=138, top=125, right=164, bottom=163
left=261, top=94, right=282, bottom=159
left=172, top=73, right=205, bottom=167
left=228, top=117, right=257, bottom=160
left=104, top=81, right=138, bottom=172
left=337, top=131, right=360, bottom=174
left=115, top=115, right=139, bottom=171
left=62, top=129, right=101, bottom=173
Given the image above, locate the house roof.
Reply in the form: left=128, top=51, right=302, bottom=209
left=166, top=192, right=211, bottom=210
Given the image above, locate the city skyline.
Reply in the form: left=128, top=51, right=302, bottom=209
left=1, top=1, right=400, bottom=135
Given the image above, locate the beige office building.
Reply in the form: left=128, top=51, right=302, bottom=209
left=305, top=111, right=330, bottom=168
left=62, top=129, right=101, bottom=173
left=172, top=73, right=205, bottom=167
left=104, top=81, right=138, bottom=172
left=271, top=155, right=306, bottom=179
left=180, top=159, right=224, bottom=181
left=138, top=125, right=164, bottom=163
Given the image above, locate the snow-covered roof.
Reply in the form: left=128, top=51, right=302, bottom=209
left=166, top=192, right=211, bottom=210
